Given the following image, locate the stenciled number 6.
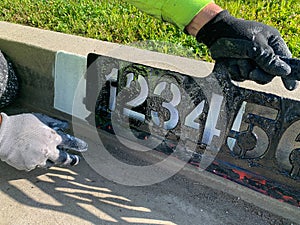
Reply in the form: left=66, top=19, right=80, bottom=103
left=276, top=120, right=300, bottom=178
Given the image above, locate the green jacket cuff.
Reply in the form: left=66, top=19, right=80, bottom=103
left=127, top=0, right=214, bottom=30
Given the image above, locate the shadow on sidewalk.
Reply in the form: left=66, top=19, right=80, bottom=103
left=0, top=160, right=177, bottom=225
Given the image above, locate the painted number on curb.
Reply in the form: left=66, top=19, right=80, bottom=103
left=105, top=67, right=223, bottom=146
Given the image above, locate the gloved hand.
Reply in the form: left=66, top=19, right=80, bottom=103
left=196, top=10, right=296, bottom=90
left=0, top=113, right=88, bottom=171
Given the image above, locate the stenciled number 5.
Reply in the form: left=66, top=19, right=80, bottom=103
left=227, top=101, right=278, bottom=159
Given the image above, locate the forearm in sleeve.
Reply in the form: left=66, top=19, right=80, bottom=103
left=125, top=0, right=213, bottom=30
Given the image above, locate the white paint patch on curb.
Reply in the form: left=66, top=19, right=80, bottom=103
left=54, top=51, right=89, bottom=119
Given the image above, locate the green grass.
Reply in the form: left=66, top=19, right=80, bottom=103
left=0, top=0, right=299, bottom=61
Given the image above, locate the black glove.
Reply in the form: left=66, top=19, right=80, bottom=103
left=196, top=10, right=296, bottom=90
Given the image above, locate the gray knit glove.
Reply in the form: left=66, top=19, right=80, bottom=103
left=0, top=113, right=88, bottom=171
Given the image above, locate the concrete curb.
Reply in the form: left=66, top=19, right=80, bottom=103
left=1, top=21, right=300, bottom=115
left=0, top=21, right=214, bottom=117
left=0, top=22, right=299, bottom=223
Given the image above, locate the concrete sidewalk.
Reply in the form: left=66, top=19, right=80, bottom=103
left=0, top=152, right=297, bottom=225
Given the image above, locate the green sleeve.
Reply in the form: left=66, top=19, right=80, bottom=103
left=126, top=0, right=213, bottom=30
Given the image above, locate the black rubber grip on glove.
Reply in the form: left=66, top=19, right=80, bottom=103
left=195, top=10, right=296, bottom=90
left=196, top=10, right=234, bottom=48
left=195, top=10, right=282, bottom=49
